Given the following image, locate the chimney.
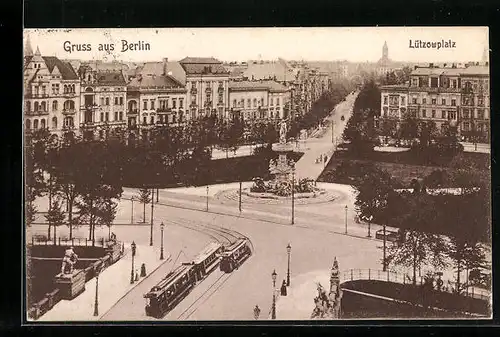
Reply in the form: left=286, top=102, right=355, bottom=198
left=162, top=58, right=168, bottom=76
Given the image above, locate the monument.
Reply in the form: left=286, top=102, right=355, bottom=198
left=311, top=257, right=343, bottom=319
left=269, top=119, right=295, bottom=184
left=54, top=247, right=86, bottom=300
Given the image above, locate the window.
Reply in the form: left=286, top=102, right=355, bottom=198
left=150, top=100, right=155, bottom=110
left=172, top=99, right=177, bottom=109
left=451, top=99, right=456, bottom=106
left=411, top=79, right=418, bottom=87
left=100, top=112, right=104, bottom=121
left=478, top=109, right=485, bottom=119
left=64, top=117, right=74, bottom=127
left=451, top=79, right=457, bottom=88
left=26, top=119, right=31, bottom=129
left=253, top=98, right=257, bottom=107
left=143, top=116, right=147, bottom=124
left=422, top=109, right=426, bottom=118
left=218, top=94, right=223, bottom=104
left=412, top=97, right=417, bottom=104
left=179, top=98, right=184, bottom=108
left=191, top=95, right=196, bottom=104
left=114, top=97, right=118, bottom=105
left=449, top=112, right=456, bottom=120
left=34, top=102, right=39, bottom=111
left=277, top=98, right=280, bottom=106
left=432, top=110, right=436, bottom=118
left=114, top=111, right=118, bottom=121
left=52, top=117, right=57, bottom=129
left=431, top=98, right=436, bottom=105
left=441, top=99, right=446, bottom=105
left=478, top=96, right=484, bottom=106
left=401, top=97, right=406, bottom=105
left=143, top=100, right=147, bottom=110
left=33, top=119, right=39, bottom=129
left=119, top=111, right=123, bottom=120
left=247, top=99, right=251, bottom=108
left=233, top=99, right=237, bottom=108
left=105, top=97, right=110, bottom=105
left=26, top=102, right=31, bottom=112
left=52, top=101, right=58, bottom=111
left=41, top=102, right=46, bottom=111
left=105, top=112, right=109, bottom=121
left=100, top=97, right=104, bottom=106
left=270, top=98, right=274, bottom=106
left=441, top=111, right=446, bottom=119
left=462, top=109, right=470, bottom=119
left=120, top=97, right=124, bottom=105
left=40, top=119, right=46, bottom=129
left=463, top=121, right=470, bottom=131
left=430, top=77, right=438, bottom=87
left=150, top=116, right=154, bottom=124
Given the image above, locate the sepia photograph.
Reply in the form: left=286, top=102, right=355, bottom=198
left=23, top=27, right=491, bottom=322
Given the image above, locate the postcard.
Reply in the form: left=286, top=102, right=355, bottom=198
left=23, top=27, right=491, bottom=322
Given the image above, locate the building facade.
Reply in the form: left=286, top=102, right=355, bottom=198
left=228, top=80, right=290, bottom=121
left=379, top=64, right=490, bottom=141
left=127, top=59, right=187, bottom=140
left=180, top=57, right=230, bottom=120
left=78, top=64, right=128, bottom=139
left=24, top=47, right=81, bottom=136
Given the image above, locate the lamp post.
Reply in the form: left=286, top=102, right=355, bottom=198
left=331, top=121, right=335, bottom=144
left=291, top=165, right=295, bottom=225
left=344, top=205, right=348, bottom=234
left=206, top=186, right=209, bottom=212
left=271, top=269, right=277, bottom=320
left=130, top=241, right=136, bottom=284
left=286, top=243, right=291, bottom=286
left=130, top=196, right=134, bottom=224
left=93, top=263, right=102, bottom=316
left=150, top=188, right=154, bottom=246
left=239, top=181, right=242, bottom=213
left=160, top=222, right=165, bottom=260
left=367, top=215, right=373, bottom=238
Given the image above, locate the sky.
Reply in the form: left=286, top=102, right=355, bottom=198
left=24, top=27, right=489, bottom=63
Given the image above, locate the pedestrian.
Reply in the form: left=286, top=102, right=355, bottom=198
left=253, top=305, right=261, bottom=320
left=281, top=280, right=287, bottom=296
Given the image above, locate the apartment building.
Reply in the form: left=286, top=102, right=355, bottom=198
left=228, top=80, right=290, bottom=121
left=24, top=46, right=81, bottom=136
left=379, top=63, right=490, bottom=141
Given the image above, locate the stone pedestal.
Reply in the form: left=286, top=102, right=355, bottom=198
left=270, top=143, right=295, bottom=183
left=54, top=270, right=86, bottom=300
left=105, top=240, right=123, bottom=263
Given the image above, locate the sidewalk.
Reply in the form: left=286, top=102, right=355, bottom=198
left=37, top=244, right=171, bottom=321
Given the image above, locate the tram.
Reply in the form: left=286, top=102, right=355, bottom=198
left=144, top=264, right=196, bottom=318
left=220, top=238, right=252, bottom=273
left=183, top=242, right=223, bottom=282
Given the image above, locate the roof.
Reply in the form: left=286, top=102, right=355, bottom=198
left=179, top=57, right=222, bottom=64
left=138, top=61, right=186, bottom=84
left=242, top=62, right=296, bottom=82
left=229, top=80, right=288, bottom=92
left=128, top=74, right=185, bottom=90
left=41, top=56, right=79, bottom=80
left=180, top=62, right=229, bottom=75
left=95, top=71, right=127, bottom=86
left=459, top=66, right=489, bottom=76
left=380, top=84, right=409, bottom=92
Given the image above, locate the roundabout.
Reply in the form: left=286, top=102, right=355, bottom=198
left=215, top=187, right=340, bottom=205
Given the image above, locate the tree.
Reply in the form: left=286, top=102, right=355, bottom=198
left=45, top=199, right=66, bottom=245
left=418, top=121, right=438, bottom=148
left=387, top=194, right=448, bottom=285
left=353, top=165, right=400, bottom=270
left=98, top=198, right=118, bottom=240
left=137, top=188, right=151, bottom=223
left=398, top=115, right=419, bottom=143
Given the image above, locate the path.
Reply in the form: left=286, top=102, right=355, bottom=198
left=294, top=91, right=359, bottom=181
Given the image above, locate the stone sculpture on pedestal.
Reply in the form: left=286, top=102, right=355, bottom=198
left=311, top=257, right=343, bottom=319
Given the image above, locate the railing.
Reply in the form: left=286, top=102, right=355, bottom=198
left=62, top=109, right=76, bottom=114
left=26, top=110, right=49, bottom=116
left=339, top=269, right=490, bottom=301
left=157, top=108, right=172, bottom=113
left=128, top=109, right=138, bottom=115
left=190, top=88, right=198, bottom=94
left=62, top=92, right=77, bottom=97
left=31, top=236, right=114, bottom=248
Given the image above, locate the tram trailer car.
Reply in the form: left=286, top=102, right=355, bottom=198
left=220, top=238, right=252, bottom=273
left=183, top=242, right=223, bottom=282
left=144, top=264, right=196, bottom=318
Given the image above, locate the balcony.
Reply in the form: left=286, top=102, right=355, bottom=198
left=26, top=109, right=49, bottom=116
left=128, top=109, right=138, bottom=115
left=205, top=87, right=212, bottom=94
left=62, top=109, right=76, bottom=115
left=62, top=92, right=77, bottom=97
left=190, top=88, right=198, bottom=95
left=218, top=86, right=224, bottom=93
left=157, top=108, right=172, bottom=113
left=80, top=122, right=95, bottom=129
left=190, top=102, right=197, bottom=108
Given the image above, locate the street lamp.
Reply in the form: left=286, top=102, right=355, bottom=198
left=286, top=243, right=291, bottom=286
left=271, top=269, right=277, bottom=320
left=206, top=186, right=209, bottom=212
left=367, top=215, right=373, bottom=238
left=130, top=241, right=136, bottom=284
left=344, top=205, right=348, bottom=234
left=150, top=188, right=154, bottom=246
left=130, top=196, right=135, bottom=224
left=291, top=164, right=295, bottom=225
left=160, top=222, right=165, bottom=260
left=93, top=263, right=102, bottom=316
